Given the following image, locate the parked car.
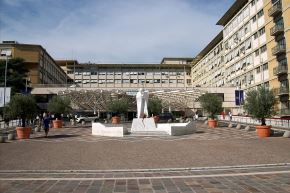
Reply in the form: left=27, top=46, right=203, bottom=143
left=76, top=114, right=99, bottom=124
left=158, top=112, right=175, bottom=122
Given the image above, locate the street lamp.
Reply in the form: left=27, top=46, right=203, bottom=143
left=1, top=49, right=12, bottom=120
left=2, top=50, right=12, bottom=101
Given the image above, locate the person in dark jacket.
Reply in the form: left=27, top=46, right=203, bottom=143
left=43, top=113, right=50, bottom=137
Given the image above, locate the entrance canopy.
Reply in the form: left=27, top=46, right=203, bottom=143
left=59, top=89, right=202, bottom=112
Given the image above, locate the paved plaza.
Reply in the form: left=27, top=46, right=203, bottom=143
left=1, top=122, right=290, bottom=192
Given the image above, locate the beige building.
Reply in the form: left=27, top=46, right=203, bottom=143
left=192, top=0, right=290, bottom=116
left=57, top=58, right=193, bottom=89
left=0, top=41, right=70, bottom=86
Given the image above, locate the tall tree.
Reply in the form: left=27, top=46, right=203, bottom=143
left=0, top=58, right=28, bottom=95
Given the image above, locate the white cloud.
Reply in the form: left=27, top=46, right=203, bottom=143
left=1, top=0, right=223, bottom=63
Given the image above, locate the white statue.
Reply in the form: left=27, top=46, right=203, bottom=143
left=136, top=88, right=149, bottom=118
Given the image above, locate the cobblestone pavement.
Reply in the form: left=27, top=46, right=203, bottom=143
left=9, top=122, right=260, bottom=143
left=1, top=164, right=290, bottom=193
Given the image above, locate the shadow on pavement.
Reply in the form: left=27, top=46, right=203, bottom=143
left=32, top=134, right=79, bottom=139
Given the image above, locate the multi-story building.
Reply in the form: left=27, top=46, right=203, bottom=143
left=56, top=58, right=193, bottom=89
left=0, top=41, right=70, bottom=86
left=265, top=0, right=290, bottom=115
left=192, top=0, right=290, bottom=116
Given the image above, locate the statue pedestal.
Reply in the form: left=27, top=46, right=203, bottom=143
left=131, top=118, right=156, bottom=132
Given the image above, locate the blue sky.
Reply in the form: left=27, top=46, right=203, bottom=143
left=0, top=0, right=233, bottom=63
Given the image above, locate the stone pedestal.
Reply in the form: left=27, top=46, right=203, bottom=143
left=131, top=118, right=156, bottom=132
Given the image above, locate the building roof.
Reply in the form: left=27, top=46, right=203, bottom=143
left=195, top=31, right=223, bottom=61
left=161, top=57, right=194, bottom=64
left=56, top=60, right=79, bottom=66
left=216, top=0, right=248, bottom=26
left=66, top=63, right=192, bottom=68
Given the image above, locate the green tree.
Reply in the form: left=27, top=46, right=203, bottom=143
left=0, top=58, right=28, bottom=95
left=5, top=95, right=37, bottom=127
left=108, top=98, right=129, bottom=116
left=244, top=87, right=276, bottom=125
left=47, top=96, right=72, bottom=119
left=199, top=93, right=223, bottom=119
left=148, top=97, right=162, bottom=116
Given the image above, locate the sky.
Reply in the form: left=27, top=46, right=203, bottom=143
left=0, top=0, right=233, bottom=63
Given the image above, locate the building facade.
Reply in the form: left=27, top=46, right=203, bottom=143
left=0, top=41, right=70, bottom=86
left=57, top=58, right=193, bottom=89
left=191, top=0, right=290, bottom=116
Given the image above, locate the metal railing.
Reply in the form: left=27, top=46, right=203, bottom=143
left=279, top=86, right=289, bottom=95
left=272, top=44, right=286, bottom=55
left=270, top=24, right=284, bottom=36
left=217, top=115, right=290, bottom=130
left=268, top=3, right=282, bottom=17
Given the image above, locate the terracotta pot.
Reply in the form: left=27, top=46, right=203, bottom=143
left=53, top=120, right=62, bottom=128
left=112, top=116, right=121, bottom=124
left=16, top=127, right=31, bottom=139
left=208, top=119, right=217, bottom=128
left=153, top=116, right=160, bottom=123
left=256, top=125, right=271, bottom=138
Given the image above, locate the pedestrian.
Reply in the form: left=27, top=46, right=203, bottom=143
left=195, top=113, right=198, bottom=121
left=228, top=111, right=232, bottom=121
left=43, top=113, right=50, bottom=138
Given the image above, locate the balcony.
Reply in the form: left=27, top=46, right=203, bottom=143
left=281, top=108, right=290, bottom=116
left=268, top=3, right=282, bottom=17
left=270, top=24, right=284, bottom=36
left=278, top=86, right=289, bottom=96
left=272, top=44, right=286, bottom=56
left=274, top=65, right=288, bottom=77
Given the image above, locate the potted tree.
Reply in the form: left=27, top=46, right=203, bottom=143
left=148, top=97, right=162, bottom=123
left=47, top=96, right=71, bottom=128
left=5, top=95, right=37, bottom=139
left=199, top=93, right=223, bottom=128
left=244, top=87, right=276, bottom=138
left=108, top=98, right=129, bottom=124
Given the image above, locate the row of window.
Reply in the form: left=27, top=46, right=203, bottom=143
left=74, top=79, right=189, bottom=84
left=69, top=71, right=189, bottom=76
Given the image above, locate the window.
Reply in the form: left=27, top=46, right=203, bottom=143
left=263, top=63, right=268, bottom=71
left=259, top=27, right=265, bottom=36
left=254, top=32, right=259, bottom=39
left=257, top=9, right=264, bottom=18
left=251, top=0, right=256, bottom=6
left=252, top=15, right=257, bottom=23
left=256, top=66, right=261, bottom=73
left=255, top=49, right=260, bottom=56
left=260, top=45, right=267, bottom=53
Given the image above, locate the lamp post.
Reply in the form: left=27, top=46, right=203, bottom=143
left=1, top=50, right=12, bottom=121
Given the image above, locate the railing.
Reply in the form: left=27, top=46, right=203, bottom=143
left=272, top=44, right=286, bottom=55
left=279, top=86, right=289, bottom=95
left=270, top=24, right=284, bottom=36
left=281, top=108, right=290, bottom=116
left=268, top=3, right=282, bottom=17
left=276, top=65, right=288, bottom=75
left=217, top=115, right=290, bottom=130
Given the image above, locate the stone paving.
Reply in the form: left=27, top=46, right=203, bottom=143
left=1, top=164, right=290, bottom=193
left=1, top=122, right=290, bottom=192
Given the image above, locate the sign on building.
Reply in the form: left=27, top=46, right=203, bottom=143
left=235, top=90, right=244, bottom=106
left=0, top=87, right=11, bottom=107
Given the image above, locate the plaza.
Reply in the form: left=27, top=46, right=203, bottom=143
left=1, top=121, right=290, bottom=192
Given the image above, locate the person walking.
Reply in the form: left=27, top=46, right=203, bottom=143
left=43, top=113, right=50, bottom=138
left=228, top=111, right=232, bottom=122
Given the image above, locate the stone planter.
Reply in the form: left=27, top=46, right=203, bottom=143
left=16, top=127, right=31, bottom=139
left=208, top=119, right=217, bottom=128
left=112, top=116, right=121, bottom=124
left=53, top=119, right=62, bottom=128
left=34, top=126, right=41, bottom=132
left=256, top=125, right=271, bottom=138
left=0, top=136, right=6, bottom=143
left=7, top=133, right=15, bottom=140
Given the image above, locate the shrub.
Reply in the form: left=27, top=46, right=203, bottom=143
left=244, top=87, right=276, bottom=125
left=47, top=96, right=71, bottom=119
left=199, top=93, right=223, bottom=120
left=5, top=94, right=37, bottom=127
left=148, top=97, right=162, bottom=116
left=108, top=98, right=129, bottom=116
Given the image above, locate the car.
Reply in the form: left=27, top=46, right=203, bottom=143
left=158, top=112, right=175, bottom=122
left=76, top=114, right=99, bottom=124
